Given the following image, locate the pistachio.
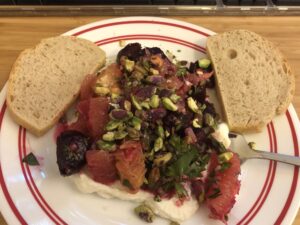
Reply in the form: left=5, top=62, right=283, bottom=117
left=114, top=131, right=128, bottom=140
left=198, top=58, right=211, bottom=69
left=149, top=167, right=160, bottom=184
left=110, top=109, right=130, bottom=120
left=150, top=68, right=159, bottom=75
left=111, top=93, right=120, bottom=101
left=125, top=59, right=135, bottom=72
left=127, top=127, right=140, bottom=140
left=154, top=195, right=161, bottom=202
left=153, top=137, right=164, bottom=152
left=141, top=101, right=150, bottom=110
left=134, top=65, right=148, bottom=75
left=192, top=118, right=202, bottom=128
left=248, top=141, right=256, bottom=149
left=154, top=152, right=172, bottom=166
left=187, top=97, right=200, bottom=113
left=106, top=120, right=122, bottom=131
left=131, top=94, right=142, bottom=110
left=218, top=152, right=234, bottom=162
left=204, top=113, right=216, bottom=128
left=162, top=97, right=178, bottom=111
left=156, top=125, right=165, bottom=138
left=96, top=140, right=116, bottom=151
left=94, top=86, right=110, bottom=96
left=149, top=95, right=160, bottom=108
left=130, top=116, right=142, bottom=130
left=170, top=221, right=180, bottom=225
left=165, top=129, right=170, bottom=138
left=170, top=94, right=181, bottom=103
left=134, top=204, right=155, bottom=223
left=102, top=132, right=115, bottom=141
left=124, top=100, right=132, bottom=111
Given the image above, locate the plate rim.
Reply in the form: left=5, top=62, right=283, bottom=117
left=0, top=16, right=299, bottom=225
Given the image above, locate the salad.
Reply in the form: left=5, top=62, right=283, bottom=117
left=56, top=43, right=241, bottom=224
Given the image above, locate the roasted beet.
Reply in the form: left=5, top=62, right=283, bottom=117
left=142, top=47, right=168, bottom=59
left=117, top=43, right=142, bottom=63
left=56, top=130, right=89, bottom=176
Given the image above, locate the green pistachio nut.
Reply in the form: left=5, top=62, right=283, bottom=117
left=170, top=94, right=181, bottom=103
left=106, top=120, right=122, bottom=131
left=154, top=152, right=172, bottom=166
left=131, top=94, right=142, bottom=110
left=156, top=125, right=165, bottom=138
left=248, top=141, right=256, bottom=149
left=198, top=58, right=211, bottom=69
left=125, top=59, right=135, bottom=72
left=134, top=204, right=155, bottom=223
left=187, top=97, right=200, bottom=113
left=141, top=101, right=150, bottom=110
left=162, top=97, right=178, bottom=111
left=127, top=127, right=140, bottom=140
left=131, top=116, right=142, bottom=130
left=150, top=68, right=159, bottom=75
left=94, top=86, right=110, bottom=96
left=124, top=100, right=132, bottom=111
left=96, top=140, right=116, bottom=152
left=204, top=113, right=216, bottom=127
left=114, top=131, right=128, bottom=140
left=218, top=152, right=234, bottom=162
left=192, top=118, right=202, bottom=128
left=149, top=95, right=160, bottom=108
left=153, top=137, right=164, bottom=152
left=102, top=132, right=115, bottom=141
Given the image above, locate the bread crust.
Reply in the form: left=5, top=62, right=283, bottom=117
left=6, top=36, right=106, bottom=136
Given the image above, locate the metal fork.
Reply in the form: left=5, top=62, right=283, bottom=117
left=229, top=133, right=300, bottom=166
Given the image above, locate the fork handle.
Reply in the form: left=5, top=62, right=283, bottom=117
left=254, top=150, right=300, bottom=166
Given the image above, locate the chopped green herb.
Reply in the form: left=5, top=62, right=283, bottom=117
left=174, top=183, right=188, bottom=198
left=22, top=152, right=39, bottom=166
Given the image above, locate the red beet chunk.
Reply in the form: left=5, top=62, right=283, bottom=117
left=86, top=150, right=118, bottom=184
left=114, top=141, right=146, bottom=192
left=205, top=153, right=241, bottom=223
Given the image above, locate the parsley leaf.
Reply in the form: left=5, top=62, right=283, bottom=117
left=167, top=147, right=199, bottom=177
left=22, top=152, right=39, bottom=166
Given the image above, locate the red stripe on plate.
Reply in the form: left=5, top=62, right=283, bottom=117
left=18, top=127, right=61, bottom=224
left=71, top=20, right=210, bottom=37
left=0, top=102, right=27, bottom=225
left=274, top=111, right=299, bottom=224
left=95, top=34, right=206, bottom=52
left=96, top=35, right=205, bottom=53
left=22, top=128, right=67, bottom=225
left=242, top=123, right=278, bottom=224
left=237, top=124, right=275, bottom=224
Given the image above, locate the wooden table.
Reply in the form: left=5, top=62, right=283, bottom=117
left=0, top=16, right=299, bottom=225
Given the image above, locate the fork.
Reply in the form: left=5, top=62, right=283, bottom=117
left=229, top=133, right=300, bottom=166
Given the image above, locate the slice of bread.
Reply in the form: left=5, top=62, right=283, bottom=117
left=206, top=29, right=295, bottom=132
left=6, top=36, right=106, bottom=136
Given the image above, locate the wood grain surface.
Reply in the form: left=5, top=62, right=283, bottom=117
left=0, top=16, right=299, bottom=225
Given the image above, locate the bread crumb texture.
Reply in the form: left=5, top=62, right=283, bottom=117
left=207, top=30, right=295, bottom=132
left=7, top=36, right=106, bottom=136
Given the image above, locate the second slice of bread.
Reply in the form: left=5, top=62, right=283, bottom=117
left=6, top=36, right=106, bottom=136
left=206, top=30, right=295, bottom=132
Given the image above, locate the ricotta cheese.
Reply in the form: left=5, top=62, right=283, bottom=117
left=72, top=173, right=199, bottom=222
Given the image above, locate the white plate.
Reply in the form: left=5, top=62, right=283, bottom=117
left=0, top=17, right=300, bottom=225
